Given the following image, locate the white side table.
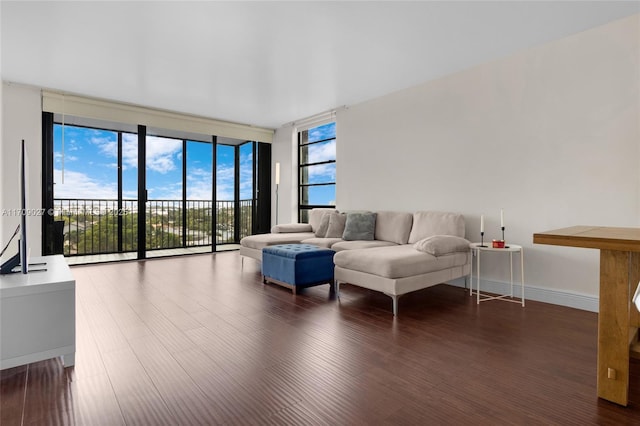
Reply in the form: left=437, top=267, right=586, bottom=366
left=469, top=242, right=525, bottom=306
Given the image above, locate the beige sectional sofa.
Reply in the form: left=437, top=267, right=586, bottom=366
left=240, top=209, right=472, bottom=315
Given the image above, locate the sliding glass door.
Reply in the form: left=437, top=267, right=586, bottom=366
left=145, top=135, right=184, bottom=251
left=51, top=123, right=140, bottom=256
left=185, top=141, right=214, bottom=249
left=215, top=140, right=255, bottom=246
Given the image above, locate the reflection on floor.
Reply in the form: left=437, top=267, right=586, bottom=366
left=65, top=244, right=240, bottom=265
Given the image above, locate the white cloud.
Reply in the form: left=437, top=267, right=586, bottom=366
left=120, top=134, right=182, bottom=174
left=53, top=169, right=117, bottom=199
left=122, top=133, right=139, bottom=169
left=186, top=167, right=213, bottom=200
left=217, top=165, right=234, bottom=200
left=146, top=136, right=182, bottom=174
left=149, top=183, right=182, bottom=200
left=307, top=163, right=336, bottom=182
left=54, top=152, right=78, bottom=163
left=91, top=135, right=117, bottom=158
left=303, top=140, right=336, bottom=182
left=308, top=140, right=336, bottom=163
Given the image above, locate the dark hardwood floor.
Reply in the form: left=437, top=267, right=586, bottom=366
left=2, top=251, right=639, bottom=425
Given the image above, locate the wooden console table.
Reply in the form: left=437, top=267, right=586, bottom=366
left=533, top=226, right=640, bottom=406
left=0, top=255, right=75, bottom=370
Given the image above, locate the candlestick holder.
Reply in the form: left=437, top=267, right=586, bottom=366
left=480, top=231, right=487, bottom=247
left=502, top=226, right=509, bottom=248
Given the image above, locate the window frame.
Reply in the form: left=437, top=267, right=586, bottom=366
left=297, top=122, right=336, bottom=223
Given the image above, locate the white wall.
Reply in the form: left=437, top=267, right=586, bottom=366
left=272, top=123, right=296, bottom=225
left=270, top=14, right=640, bottom=309
left=0, top=3, right=3, bottom=242
left=1, top=83, right=43, bottom=256
left=332, top=15, right=639, bottom=302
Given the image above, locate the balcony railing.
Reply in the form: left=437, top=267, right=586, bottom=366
left=53, top=198, right=253, bottom=256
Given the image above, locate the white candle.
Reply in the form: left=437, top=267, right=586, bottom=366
left=275, top=162, right=280, bottom=185
left=500, top=209, right=504, bottom=228
left=480, top=215, right=484, bottom=233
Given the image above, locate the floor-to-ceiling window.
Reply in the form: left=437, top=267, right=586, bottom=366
left=239, top=141, right=254, bottom=238
left=45, top=114, right=266, bottom=262
left=145, top=135, right=184, bottom=250
left=185, top=140, right=214, bottom=248
left=215, top=138, right=255, bottom=245
left=298, top=122, right=336, bottom=222
left=52, top=123, right=139, bottom=255
left=216, top=143, right=235, bottom=244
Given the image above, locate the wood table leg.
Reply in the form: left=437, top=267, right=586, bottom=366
left=597, top=250, right=632, bottom=406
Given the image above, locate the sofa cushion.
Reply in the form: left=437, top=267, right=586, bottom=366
left=301, top=237, right=344, bottom=248
left=325, top=213, right=347, bottom=238
left=240, top=232, right=315, bottom=250
left=309, top=208, right=336, bottom=232
left=374, top=211, right=413, bottom=244
left=414, top=235, right=471, bottom=257
left=343, top=212, right=377, bottom=241
left=315, top=214, right=331, bottom=237
left=331, top=240, right=397, bottom=252
left=271, top=223, right=313, bottom=233
left=407, top=211, right=466, bottom=244
left=334, top=245, right=469, bottom=279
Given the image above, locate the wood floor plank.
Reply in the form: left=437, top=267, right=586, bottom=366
left=101, top=347, right=178, bottom=425
left=0, top=365, right=27, bottom=426
left=1, top=251, right=639, bottom=425
left=21, top=359, right=74, bottom=426
left=66, top=371, right=126, bottom=426
left=128, top=334, right=226, bottom=425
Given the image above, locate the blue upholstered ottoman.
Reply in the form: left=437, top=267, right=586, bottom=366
left=262, top=244, right=335, bottom=294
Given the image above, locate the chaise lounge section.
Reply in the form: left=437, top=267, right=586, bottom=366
left=334, top=211, right=471, bottom=315
left=239, top=208, right=335, bottom=263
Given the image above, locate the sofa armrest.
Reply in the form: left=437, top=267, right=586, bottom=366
left=271, top=223, right=313, bottom=233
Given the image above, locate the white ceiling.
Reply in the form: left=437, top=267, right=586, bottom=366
left=2, top=1, right=638, bottom=129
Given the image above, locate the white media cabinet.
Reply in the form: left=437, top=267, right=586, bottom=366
left=0, top=255, right=75, bottom=370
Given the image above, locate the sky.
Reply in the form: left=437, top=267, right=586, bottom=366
left=52, top=122, right=336, bottom=205
left=303, top=122, right=336, bottom=206
left=53, top=125, right=253, bottom=201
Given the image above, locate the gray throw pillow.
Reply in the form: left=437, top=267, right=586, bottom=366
left=342, top=212, right=377, bottom=241
left=413, top=235, right=471, bottom=257
left=325, top=213, right=347, bottom=238
left=315, top=214, right=331, bottom=237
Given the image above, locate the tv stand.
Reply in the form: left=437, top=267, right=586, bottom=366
left=0, top=255, right=75, bottom=369
left=0, top=252, right=20, bottom=274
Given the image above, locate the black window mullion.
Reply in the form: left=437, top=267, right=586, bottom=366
left=137, top=125, right=146, bottom=259
left=299, top=159, right=335, bottom=168
left=117, top=132, right=123, bottom=253
left=300, top=136, right=335, bottom=146
left=211, top=136, right=217, bottom=253
left=299, top=182, right=335, bottom=188
left=182, top=140, right=187, bottom=248
left=233, top=145, right=240, bottom=243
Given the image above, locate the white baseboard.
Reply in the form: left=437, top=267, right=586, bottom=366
left=447, top=277, right=598, bottom=313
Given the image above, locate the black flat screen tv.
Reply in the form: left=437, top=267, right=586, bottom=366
left=0, top=139, right=28, bottom=274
